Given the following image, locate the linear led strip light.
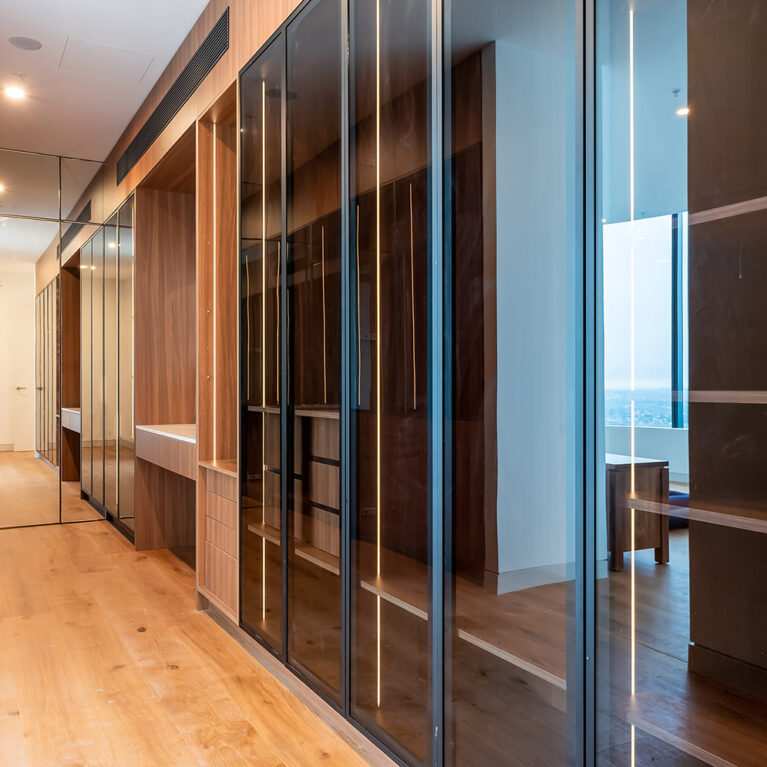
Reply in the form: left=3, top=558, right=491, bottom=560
left=375, top=0, right=383, bottom=710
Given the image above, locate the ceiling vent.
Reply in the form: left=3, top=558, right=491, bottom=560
left=116, top=7, right=229, bottom=185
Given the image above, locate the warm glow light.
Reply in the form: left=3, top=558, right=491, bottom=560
left=108, top=242, right=116, bottom=248
left=4, top=85, right=25, bottom=100
left=0, top=184, right=4, bottom=192
left=676, top=106, right=690, bottom=117
left=375, top=0, right=382, bottom=711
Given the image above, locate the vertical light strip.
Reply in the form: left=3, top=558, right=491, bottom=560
left=262, top=78, right=267, bottom=623
left=375, top=0, right=382, bottom=710
left=409, top=183, right=416, bottom=411
left=356, top=206, right=361, bottom=406
left=629, top=11, right=637, bottom=765
left=213, top=122, right=218, bottom=458
left=321, top=225, right=328, bottom=404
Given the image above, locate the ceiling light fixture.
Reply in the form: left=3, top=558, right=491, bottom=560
left=676, top=106, right=690, bottom=117
left=0, top=184, right=4, bottom=192
left=9, top=36, right=42, bottom=51
left=4, top=85, right=25, bottom=100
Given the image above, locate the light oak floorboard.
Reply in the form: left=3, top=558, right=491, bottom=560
left=0, top=521, right=373, bottom=767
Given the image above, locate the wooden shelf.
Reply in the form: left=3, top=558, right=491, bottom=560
left=247, top=521, right=281, bottom=546
left=61, top=407, right=81, bottom=434
left=294, top=544, right=340, bottom=576
left=359, top=544, right=567, bottom=691
left=199, top=457, right=237, bottom=478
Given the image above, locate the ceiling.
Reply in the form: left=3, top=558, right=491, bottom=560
left=0, top=0, right=209, bottom=266
left=0, top=0, right=209, bottom=160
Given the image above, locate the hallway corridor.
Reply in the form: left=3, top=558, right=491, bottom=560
left=0, top=521, right=380, bottom=766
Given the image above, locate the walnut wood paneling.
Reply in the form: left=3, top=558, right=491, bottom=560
left=134, top=182, right=196, bottom=426
left=61, top=264, right=80, bottom=409
left=134, top=457, right=196, bottom=551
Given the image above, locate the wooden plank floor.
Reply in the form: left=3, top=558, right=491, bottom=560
left=0, top=451, right=102, bottom=528
left=0, top=521, right=380, bottom=767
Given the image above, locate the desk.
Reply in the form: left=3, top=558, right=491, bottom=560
left=606, top=454, right=669, bottom=572
left=134, top=424, right=196, bottom=550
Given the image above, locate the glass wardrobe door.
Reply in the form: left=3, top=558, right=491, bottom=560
left=349, top=0, right=432, bottom=761
left=91, top=228, right=104, bottom=507
left=81, top=238, right=92, bottom=499
left=118, top=197, right=135, bottom=529
left=444, top=2, right=580, bottom=765
left=240, top=36, right=285, bottom=652
left=104, top=214, right=118, bottom=514
left=286, top=0, right=343, bottom=702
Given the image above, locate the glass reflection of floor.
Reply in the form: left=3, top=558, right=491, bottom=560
left=597, top=529, right=767, bottom=766
left=0, top=451, right=102, bottom=528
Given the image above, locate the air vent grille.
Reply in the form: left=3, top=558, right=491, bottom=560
left=116, top=7, right=229, bottom=185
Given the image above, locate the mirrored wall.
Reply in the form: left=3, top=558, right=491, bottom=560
left=0, top=146, right=121, bottom=529
left=239, top=1, right=581, bottom=764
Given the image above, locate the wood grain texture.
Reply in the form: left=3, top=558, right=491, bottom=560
left=134, top=183, right=196, bottom=426
left=60, top=265, right=80, bottom=409
left=135, top=426, right=197, bottom=480
left=0, top=520, right=389, bottom=767
left=134, top=457, right=196, bottom=551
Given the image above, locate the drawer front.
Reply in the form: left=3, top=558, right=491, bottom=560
left=205, top=542, right=237, bottom=610
left=206, top=516, right=237, bottom=557
left=205, top=468, right=238, bottom=502
left=206, top=490, right=237, bottom=529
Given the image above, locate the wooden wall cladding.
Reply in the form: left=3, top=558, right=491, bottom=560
left=197, top=83, right=238, bottom=463
left=134, top=184, right=196, bottom=426
left=60, top=263, right=81, bottom=409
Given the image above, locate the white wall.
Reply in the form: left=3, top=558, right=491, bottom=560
left=0, top=264, right=36, bottom=451
left=605, top=425, right=689, bottom=482
left=494, top=25, right=577, bottom=577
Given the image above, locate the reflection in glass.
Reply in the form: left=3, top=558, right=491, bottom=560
left=350, top=0, right=431, bottom=761
left=61, top=158, right=104, bottom=224
left=240, top=37, right=284, bottom=652
left=104, top=214, right=118, bottom=514
left=444, top=1, right=579, bottom=764
left=90, top=228, right=105, bottom=507
left=81, top=237, right=93, bottom=499
left=118, top=197, right=135, bottom=527
left=0, top=149, right=59, bottom=219
left=286, top=0, right=342, bottom=702
left=598, top=1, right=767, bottom=764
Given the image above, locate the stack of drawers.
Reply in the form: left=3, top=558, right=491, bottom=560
left=200, top=465, right=238, bottom=616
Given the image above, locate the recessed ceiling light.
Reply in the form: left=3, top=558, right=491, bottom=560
left=9, top=36, right=42, bottom=51
left=4, top=85, right=25, bottom=100
left=676, top=106, right=690, bottom=117
left=0, top=184, right=4, bottom=192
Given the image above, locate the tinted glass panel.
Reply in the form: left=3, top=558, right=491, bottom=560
left=241, top=37, right=285, bottom=652
left=597, top=1, right=767, bottom=763
left=350, top=0, right=432, bottom=761
left=444, top=2, right=580, bottom=764
left=286, top=0, right=343, bottom=701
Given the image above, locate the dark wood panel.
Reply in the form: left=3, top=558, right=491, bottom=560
left=134, top=457, right=196, bottom=551
left=60, top=264, right=80, bottom=409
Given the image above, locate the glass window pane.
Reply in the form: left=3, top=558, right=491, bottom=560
left=350, top=0, right=432, bottom=761
left=286, top=0, right=343, bottom=702
left=597, top=1, right=767, bottom=764
left=240, top=36, right=285, bottom=653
